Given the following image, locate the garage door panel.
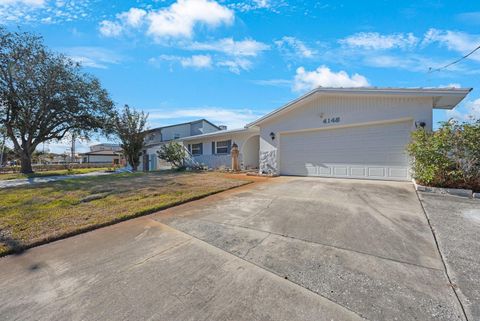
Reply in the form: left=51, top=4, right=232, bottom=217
left=279, top=121, right=411, bottom=181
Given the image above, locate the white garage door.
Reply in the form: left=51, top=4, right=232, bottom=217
left=279, top=121, right=412, bottom=181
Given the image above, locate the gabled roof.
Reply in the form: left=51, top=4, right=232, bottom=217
left=80, top=150, right=121, bottom=156
left=145, top=118, right=220, bottom=133
left=246, top=87, right=472, bottom=127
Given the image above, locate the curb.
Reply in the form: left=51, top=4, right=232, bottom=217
left=413, top=180, right=474, bottom=198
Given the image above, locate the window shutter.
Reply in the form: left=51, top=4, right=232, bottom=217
left=227, top=140, right=232, bottom=154
left=212, top=142, right=215, bottom=154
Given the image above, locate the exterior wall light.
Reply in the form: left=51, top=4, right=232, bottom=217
left=415, top=121, right=426, bottom=129
left=270, top=132, right=276, bottom=140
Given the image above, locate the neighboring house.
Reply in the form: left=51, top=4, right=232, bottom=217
left=174, top=87, right=471, bottom=181
left=81, top=144, right=123, bottom=164
left=139, top=119, right=222, bottom=171
left=89, top=143, right=122, bottom=153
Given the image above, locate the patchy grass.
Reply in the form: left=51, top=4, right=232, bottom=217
left=0, top=167, right=110, bottom=181
left=0, top=171, right=250, bottom=256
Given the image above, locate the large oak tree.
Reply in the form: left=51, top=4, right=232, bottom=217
left=0, top=28, right=114, bottom=173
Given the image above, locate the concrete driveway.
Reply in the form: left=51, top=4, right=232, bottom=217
left=0, top=177, right=467, bottom=320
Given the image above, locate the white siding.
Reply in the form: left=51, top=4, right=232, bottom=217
left=201, top=120, right=221, bottom=134
left=259, top=94, right=432, bottom=176
left=161, top=124, right=191, bottom=141
left=184, top=132, right=259, bottom=169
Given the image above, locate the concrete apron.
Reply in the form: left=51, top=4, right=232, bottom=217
left=0, top=216, right=363, bottom=321
left=156, top=176, right=466, bottom=321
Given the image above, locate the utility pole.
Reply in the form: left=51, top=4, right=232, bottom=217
left=0, top=132, right=5, bottom=166
left=0, top=130, right=7, bottom=166
left=71, top=133, right=75, bottom=163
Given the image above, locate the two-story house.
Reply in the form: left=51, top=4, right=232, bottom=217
left=139, top=119, right=222, bottom=171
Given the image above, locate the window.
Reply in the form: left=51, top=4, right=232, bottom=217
left=191, top=143, right=202, bottom=156
left=174, top=133, right=180, bottom=139
left=216, top=140, right=230, bottom=154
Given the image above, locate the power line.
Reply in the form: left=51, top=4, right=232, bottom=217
left=428, top=44, right=480, bottom=73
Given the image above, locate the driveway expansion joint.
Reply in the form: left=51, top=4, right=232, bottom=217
left=242, top=233, right=271, bottom=259
left=196, top=217, right=444, bottom=272
left=161, top=220, right=369, bottom=321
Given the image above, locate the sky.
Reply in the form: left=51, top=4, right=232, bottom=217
left=1, top=0, right=480, bottom=153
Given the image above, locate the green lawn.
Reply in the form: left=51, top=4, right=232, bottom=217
left=0, top=171, right=250, bottom=256
left=0, top=167, right=110, bottom=180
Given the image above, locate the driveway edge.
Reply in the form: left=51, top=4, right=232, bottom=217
left=415, top=190, right=469, bottom=321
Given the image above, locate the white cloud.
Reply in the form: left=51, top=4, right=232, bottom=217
left=275, top=36, right=315, bottom=58
left=181, top=54, right=212, bottom=68
left=0, top=0, right=92, bottom=24
left=100, top=0, right=234, bottom=39
left=148, top=107, right=265, bottom=129
left=188, top=38, right=270, bottom=57
left=253, top=0, right=270, bottom=8
left=438, top=83, right=461, bottom=88
left=150, top=38, right=268, bottom=72
left=217, top=58, right=252, bottom=74
left=99, top=20, right=123, bottom=37
left=339, top=32, right=419, bottom=50
left=0, top=0, right=44, bottom=5
left=252, top=78, right=291, bottom=87
left=118, top=8, right=146, bottom=28
left=63, top=47, right=122, bottom=69
left=423, top=28, right=480, bottom=61
left=186, top=38, right=269, bottom=73
left=293, top=66, right=369, bottom=92
left=150, top=54, right=212, bottom=69
left=148, top=0, right=233, bottom=39
left=230, top=0, right=285, bottom=12
left=447, top=98, right=480, bottom=121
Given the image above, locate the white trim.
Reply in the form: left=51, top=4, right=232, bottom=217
left=180, top=127, right=258, bottom=141
left=215, top=140, right=229, bottom=154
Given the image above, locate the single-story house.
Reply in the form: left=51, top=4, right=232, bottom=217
left=175, top=87, right=471, bottom=181
left=81, top=150, right=123, bottom=164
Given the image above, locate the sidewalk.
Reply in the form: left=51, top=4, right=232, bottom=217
left=0, top=171, right=113, bottom=188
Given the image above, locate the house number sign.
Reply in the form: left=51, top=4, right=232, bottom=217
left=323, top=117, right=341, bottom=124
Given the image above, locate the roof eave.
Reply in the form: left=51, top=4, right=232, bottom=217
left=179, top=127, right=258, bottom=141
left=246, top=87, right=473, bottom=127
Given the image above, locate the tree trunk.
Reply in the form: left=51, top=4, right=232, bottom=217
left=129, top=155, right=137, bottom=172
left=20, top=151, right=33, bottom=174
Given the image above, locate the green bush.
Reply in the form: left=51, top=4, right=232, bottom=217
left=157, top=142, right=186, bottom=169
left=407, top=119, right=480, bottom=191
